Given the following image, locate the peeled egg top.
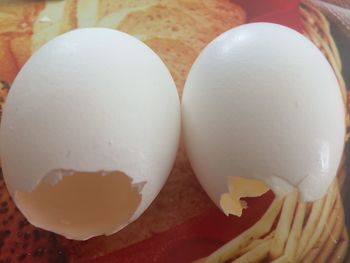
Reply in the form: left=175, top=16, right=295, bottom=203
left=182, top=23, right=345, bottom=215
left=0, top=28, right=180, bottom=240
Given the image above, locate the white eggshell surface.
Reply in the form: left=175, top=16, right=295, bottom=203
left=182, top=23, right=345, bottom=205
left=0, top=28, right=180, bottom=239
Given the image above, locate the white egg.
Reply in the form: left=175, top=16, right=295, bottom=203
left=0, top=28, right=180, bottom=240
left=182, top=23, right=345, bottom=212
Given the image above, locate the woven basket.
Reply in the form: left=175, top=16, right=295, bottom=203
left=300, top=1, right=347, bottom=106
left=301, top=2, right=349, bottom=261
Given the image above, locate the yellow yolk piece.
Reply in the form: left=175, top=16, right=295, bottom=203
left=220, top=176, right=270, bottom=217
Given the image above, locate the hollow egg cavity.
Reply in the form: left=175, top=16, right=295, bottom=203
left=15, top=170, right=146, bottom=240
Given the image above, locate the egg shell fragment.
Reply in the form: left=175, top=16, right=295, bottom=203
left=182, top=23, right=345, bottom=206
left=0, top=28, right=180, bottom=240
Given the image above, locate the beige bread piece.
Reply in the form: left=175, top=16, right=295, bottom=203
left=118, top=0, right=245, bottom=52
left=96, top=0, right=158, bottom=29
left=97, top=0, right=159, bottom=20
left=145, top=37, right=197, bottom=96
left=118, top=4, right=207, bottom=49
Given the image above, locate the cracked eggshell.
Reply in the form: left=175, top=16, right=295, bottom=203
left=0, top=28, right=180, bottom=240
left=182, top=23, right=345, bottom=205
